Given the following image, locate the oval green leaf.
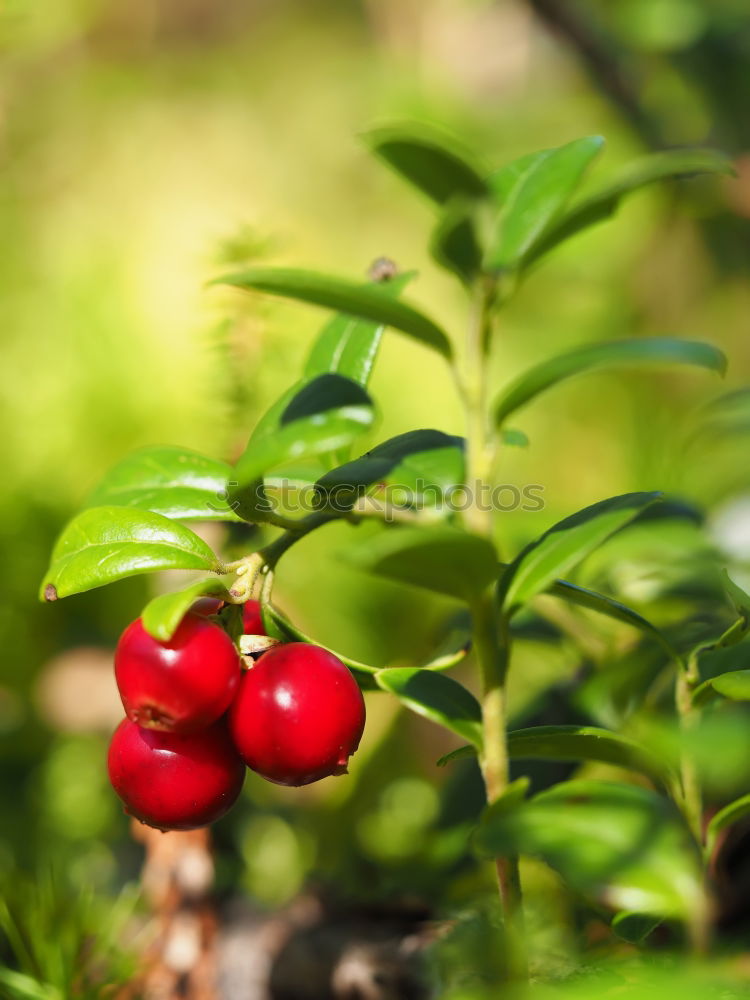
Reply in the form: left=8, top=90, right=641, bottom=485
left=692, top=669, right=750, bottom=707
left=141, top=578, right=233, bottom=641
left=85, top=445, right=240, bottom=522
left=375, top=667, right=483, bottom=747
left=213, top=267, right=453, bottom=359
left=494, top=337, right=727, bottom=427
left=232, top=374, right=376, bottom=491
left=499, top=492, right=662, bottom=613
left=475, top=779, right=703, bottom=919
left=362, top=123, right=487, bottom=205
left=40, top=507, right=221, bottom=601
left=429, top=198, right=483, bottom=284
left=485, top=136, right=604, bottom=271
left=346, top=525, right=499, bottom=603
left=304, top=271, right=416, bottom=386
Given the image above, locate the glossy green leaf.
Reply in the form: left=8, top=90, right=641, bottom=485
left=347, top=525, right=498, bottom=603
left=548, top=579, right=681, bottom=661
left=362, top=124, right=487, bottom=205
left=475, top=779, right=703, bottom=919
left=494, top=338, right=727, bottom=427
left=214, top=267, right=453, bottom=359
left=40, top=507, right=220, bottom=601
left=85, top=445, right=240, bottom=522
left=315, top=429, right=465, bottom=515
left=232, top=374, right=375, bottom=490
left=303, top=271, right=415, bottom=386
left=437, top=725, right=669, bottom=784
left=429, top=198, right=482, bottom=284
left=485, top=136, right=604, bottom=271
left=531, top=148, right=734, bottom=265
left=706, top=793, right=750, bottom=857
left=506, top=725, right=670, bottom=785
left=693, top=669, right=750, bottom=707
left=141, top=578, right=233, bottom=641
left=499, top=492, right=662, bottom=612
left=375, top=667, right=483, bottom=747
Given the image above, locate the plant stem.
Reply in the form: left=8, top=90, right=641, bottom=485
left=675, top=656, right=703, bottom=845
left=462, top=280, right=527, bottom=978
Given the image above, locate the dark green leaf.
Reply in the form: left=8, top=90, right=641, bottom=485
left=304, top=271, right=415, bottom=386
left=85, top=445, right=240, bottom=522
left=706, top=793, right=750, bottom=856
left=494, top=338, right=727, bottom=427
left=611, top=912, right=661, bottom=944
left=499, top=492, right=662, bottom=612
left=375, top=667, right=483, bottom=747
left=548, top=579, right=681, bottom=661
left=315, top=429, right=465, bottom=515
left=141, top=578, right=232, bottom=641
left=362, top=123, right=487, bottom=205
left=437, top=725, right=670, bottom=785
left=436, top=744, right=477, bottom=767
left=232, top=374, right=376, bottom=490
left=346, top=525, right=498, bottom=603
left=475, top=779, right=702, bottom=919
left=531, top=148, right=735, bottom=265
left=506, top=724, right=670, bottom=785
left=214, top=267, right=453, bottom=359
left=485, top=136, right=604, bottom=271
left=40, top=507, right=220, bottom=601
left=429, top=198, right=483, bottom=284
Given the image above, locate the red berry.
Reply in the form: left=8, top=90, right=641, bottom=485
left=107, top=718, right=245, bottom=831
left=115, top=615, right=241, bottom=734
left=242, top=599, right=266, bottom=635
left=229, top=642, right=365, bottom=786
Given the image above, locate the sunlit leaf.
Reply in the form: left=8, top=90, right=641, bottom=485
left=375, top=666, right=483, bottom=747
left=214, top=267, right=453, bottom=359
left=40, top=507, right=220, bottom=601
left=141, top=578, right=232, bottom=641
left=494, top=338, right=727, bottom=427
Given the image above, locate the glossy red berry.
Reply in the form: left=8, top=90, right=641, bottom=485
left=242, top=599, right=266, bottom=635
left=107, top=718, right=245, bottom=831
left=229, top=642, right=366, bottom=786
left=115, top=615, right=241, bottom=734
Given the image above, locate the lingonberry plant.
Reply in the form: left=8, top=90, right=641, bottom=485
left=40, top=125, right=747, bottom=973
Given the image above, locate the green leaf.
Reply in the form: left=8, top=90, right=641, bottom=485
left=141, top=578, right=232, bottom=641
left=375, top=666, right=483, bottom=747
left=346, top=525, right=498, bottom=603
left=232, top=374, right=376, bottom=491
left=40, top=507, right=220, bottom=601
left=531, top=148, right=735, bottom=265
left=436, top=744, right=477, bottom=767
left=85, top=445, right=240, bottom=522
left=706, top=793, right=750, bottom=857
left=303, top=271, right=415, bottom=386
left=611, top=911, right=661, bottom=944
left=692, top=669, right=750, bottom=707
left=362, top=123, right=487, bottom=205
left=547, top=579, right=681, bottom=661
left=214, top=267, right=453, bottom=359
left=499, top=492, right=662, bottom=613
left=506, top=724, right=670, bottom=785
left=315, top=429, right=465, bottom=515
left=500, top=427, right=529, bottom=448
left=485, top=136, right=605, bottom=271
left=475, top=779, right=703, bottom=919
left=494, top=337, right=727, bottom=427
left=437, top=725, right=670, bottom=785
left=429, top=198, right=483, bottom=284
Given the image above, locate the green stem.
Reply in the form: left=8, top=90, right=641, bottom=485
left=462, top=279, right=527, bottom=978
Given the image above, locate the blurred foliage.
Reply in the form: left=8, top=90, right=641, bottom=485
left=2, top=0, right=750, bottom=994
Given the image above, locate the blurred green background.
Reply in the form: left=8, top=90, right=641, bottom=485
left=2, top=0, right=750, bottom=994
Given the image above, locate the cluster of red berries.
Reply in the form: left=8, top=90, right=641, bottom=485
left=107, top=600, right=366, bottom=831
